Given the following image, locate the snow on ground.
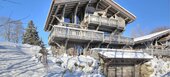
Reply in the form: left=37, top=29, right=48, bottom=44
left=0, top=42, right=104, bottom=77
left=91, top=48, right=153, bottom=59
left=142, top=56, right=170, bottom=77
left=47, top=49, right=104, bottom=77
left=146, top=57, right=170, bottom=77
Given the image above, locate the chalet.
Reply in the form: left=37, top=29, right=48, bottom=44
left=44, top=0, right=153, bottom=77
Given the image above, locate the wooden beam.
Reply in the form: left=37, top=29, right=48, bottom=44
left=107, top=29, right=117, bottom=48
left=84, top=1, right=90, bottom=15
left=54, top=5, right=60, bottom=16
left=65, top=39, right=69, bottom=54
left=48, top=24, right=53, bottom=31
left=53, top=15, right=61, bottom=22
left=104, top=5, right=111, bottom=13
left=125, top=17, right=129, bottom=21
left=61, top=4, right=67, bottom=22
left=86, top=40, right=93, bottom=50
left=49, top=5, right=61, bottom=28
left=96, top=0, right=102, bottom=10
left=114, top=11, right=120, bottom=16
left=53, top=40, right=61, bottom=48
left=74, top=2, right=80, bottom=24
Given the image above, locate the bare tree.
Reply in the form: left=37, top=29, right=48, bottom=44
left=0, top=17, right=24, bottom=43
left=150, top=26, right=170, bottom=33
left=131, top=24, right=147, bottom=38
left=12, top=21, right=23, bottom=43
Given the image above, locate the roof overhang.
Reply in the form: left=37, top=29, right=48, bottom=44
left=134, top=29, right=170, bottom=44
left=44, top=0, right=136, bottom=31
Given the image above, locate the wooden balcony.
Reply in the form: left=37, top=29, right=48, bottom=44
left=54, top=0, right=93, bottom=4
left=143, top=49, right=170, bottom=57
left=49, top=25, right=133, bottom=45
left=85, top=14, right=125, bottom=30
left=104, top=34, right=134, bottom=45
left=48, top=26, right=104, bottom=42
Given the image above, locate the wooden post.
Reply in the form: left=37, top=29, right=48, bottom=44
left=96, top=0, right=102, bottom=10
left=84, top=1, right=90, bottom=17
left=107, top=29, right=117, bottom=48
left=61, top=4, right=67, bottom=22
left=133, top=65, right=136, bottom=77
left=65, top=39, right=69, bottom=54
left=121, top=66, right=123, bottom=77
left=74, top=2, right=80, bottom=24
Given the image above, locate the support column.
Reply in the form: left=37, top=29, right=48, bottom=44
left=65, top=39, right=69, bottom=54
left=133, top=65, right=135, bottom=77
left=96, top=0, right=102, bottom=10
left=74, top=2, right=80, bottom=24
left=121, top=66, right=123, bottom=77
left=84, top=1, right=90, bottom=17
left=107, top=29, right=117, bottom=48
left=61, top=4, right=67, bottom=22
left=65, top=28, right=69, bottom=54
left=80, top=1, right=90, bottom=29
left=84, top=40, right=93, bottom=55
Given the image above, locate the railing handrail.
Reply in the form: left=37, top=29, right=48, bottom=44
left=53, top=25, right=103, bottom=33
left=87, top=14, right=125, bottom=28
left=88, top=14, right=118, bottom=21
left=49, top=26, right=134, bottom=44
left=142, top=49, right=170, bottom=56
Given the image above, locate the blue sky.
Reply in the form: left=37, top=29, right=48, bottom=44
left=0, top=0, right=170, bottom=45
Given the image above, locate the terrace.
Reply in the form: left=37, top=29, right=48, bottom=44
left=49, top=25, right=134, bottom=45
left=85, top=14, right=125, bottom=30
left=143, top=49, right=170, bottom=57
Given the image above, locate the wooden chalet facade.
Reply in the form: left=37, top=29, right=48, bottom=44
left=44, top=0, right=153, bottom=77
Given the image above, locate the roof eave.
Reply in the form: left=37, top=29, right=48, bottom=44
left=109, top=0, right=136, bottom=23
left=44, top=0, right=54, bottom=31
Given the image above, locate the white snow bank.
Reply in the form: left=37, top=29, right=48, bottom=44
left=49, top=53, right=104, bottom=77
left=145, top=57, right=170, bottom=77
left=0, top=42, right=65, bottom=77
left=0, top=42, right=104, bottom=77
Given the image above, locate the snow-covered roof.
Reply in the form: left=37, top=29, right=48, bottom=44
left=134, top=29, right=170, bottom=43
left=91, top=48, right=153, bottom=59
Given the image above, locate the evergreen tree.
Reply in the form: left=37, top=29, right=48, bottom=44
left=22, top=20, right=41, bottom=46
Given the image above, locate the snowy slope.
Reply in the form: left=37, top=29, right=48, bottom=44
left=0, top=42, right=104, bottom=77
left=0, top=42, right=62, bottom=77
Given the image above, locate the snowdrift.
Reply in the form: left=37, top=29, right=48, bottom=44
left=0, top=42, right=104, bottom=77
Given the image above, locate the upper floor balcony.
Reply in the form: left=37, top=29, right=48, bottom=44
left=49, top=25, right=133, bottom=45
left=48, top=25, right=103, bottom=43
left=85, top=14, right=125, bottom=30
left=143, top=49, right=170, bottom=57
left=104, top=34, right=134, bottom=45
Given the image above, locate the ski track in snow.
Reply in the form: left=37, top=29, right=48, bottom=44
left=0, top=42, right=63, bottom=77
left=0, top=42, right=104, bottom=77
left=0, top=49, right=41, bottom=77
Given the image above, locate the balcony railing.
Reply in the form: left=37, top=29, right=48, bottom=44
left=49, top=25, right=133, bottom=44
left=55, top=0, right=89, bottom=4
left=104, top=34, right=134, bottom=44
left=85, top=14, right=125, bottom=29
left=62, top=22, right=80, bottom=28
left=49, top=26, right=104, bottom=42
left=143, top=49, right=170, bottom=56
